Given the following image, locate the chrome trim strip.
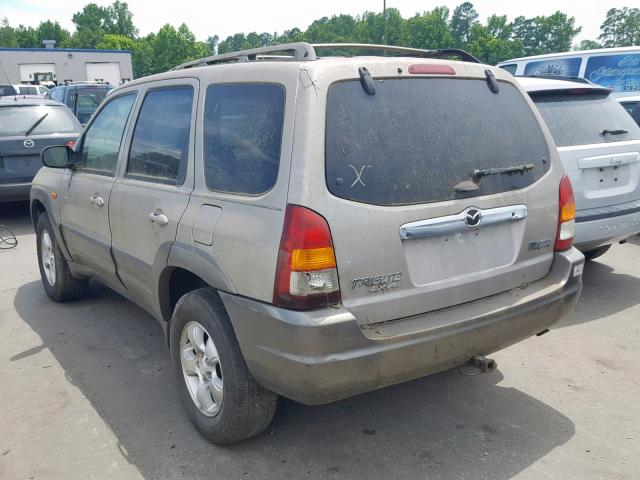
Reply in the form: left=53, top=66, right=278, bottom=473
left=400, top=205, right=528, bottom=240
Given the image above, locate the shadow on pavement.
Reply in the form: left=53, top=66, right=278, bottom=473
left=556, top=253, right=640, bottom=329
left=0, top=201, right=32, bottom=236
left=13, top=279, right=575, bottom=480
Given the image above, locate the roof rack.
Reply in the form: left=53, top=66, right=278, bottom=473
left=171, top=42, right=481, bottom=70
left=517, top=74, right=594, bottom=85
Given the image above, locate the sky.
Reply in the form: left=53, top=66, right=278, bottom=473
left=0, top=0, right=618, bottom=44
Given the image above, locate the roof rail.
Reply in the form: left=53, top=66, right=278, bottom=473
left=171, top=42, right=481, bottom=70
left=172, top=43, right=317, bottom=70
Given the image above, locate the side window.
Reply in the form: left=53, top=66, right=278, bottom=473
left=76, top=94, right=136, bottom=175
left=499, top=64, right=518, bottom=75
left=126, top=86, right=193, bottom=184
left=203, top=84, right=285, bottom=195
left=50, top=88, right=63, bottom=102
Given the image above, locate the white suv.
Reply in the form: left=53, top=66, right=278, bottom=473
left=520, top=76, right=640, bottom=260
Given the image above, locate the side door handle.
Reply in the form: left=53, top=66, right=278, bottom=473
left=89, top=194, right=105, bottom=207
left=148, top=211, right=169, bottom=226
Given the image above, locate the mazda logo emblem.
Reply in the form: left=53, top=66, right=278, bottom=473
left=23, top=139, right=35, bottom=149
left=465, top=208, right=482, bottom=227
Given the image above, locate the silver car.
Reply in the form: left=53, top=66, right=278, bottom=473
left=30, top=43, right=584, bottom=444
left=519, top=77, right=640, bottom=260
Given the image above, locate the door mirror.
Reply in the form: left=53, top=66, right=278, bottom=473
left=41, top=145, right=72, bottom=168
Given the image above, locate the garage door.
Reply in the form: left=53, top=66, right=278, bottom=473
left=85, top=63, right=121, bottom=86
left=19, top=64, right=56, bottom=83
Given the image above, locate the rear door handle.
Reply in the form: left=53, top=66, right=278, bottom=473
left=89, top=194, right=104, bottom=207
left=148, top=211, right=169, bottom=226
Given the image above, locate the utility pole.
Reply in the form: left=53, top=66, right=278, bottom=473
left=383, top=0, right=388, bottom=46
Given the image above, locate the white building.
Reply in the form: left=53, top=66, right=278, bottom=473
left=0, top=46, right=134, bottom=86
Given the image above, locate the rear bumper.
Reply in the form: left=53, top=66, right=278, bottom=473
left=0, top=182, right=31, bottom=202
left=221, top=248, right=584, bottom=405
left=574, top=205, right=640, bottom=251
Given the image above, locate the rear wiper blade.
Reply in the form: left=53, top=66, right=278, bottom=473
left=601, top=129, right=628, bottom=136
left=471, top=163, right=535, bottom=182
left=24, top=113, right=49, bottom=136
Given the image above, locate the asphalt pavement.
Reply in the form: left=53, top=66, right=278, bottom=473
left=1, top=201, right=638, bottom=480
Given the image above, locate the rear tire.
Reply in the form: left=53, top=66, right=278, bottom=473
left=170, top=288, right=277, bottom=445
left=36, top=212, right=88, bottom=302
left=584, top=244, right=611, bottom=262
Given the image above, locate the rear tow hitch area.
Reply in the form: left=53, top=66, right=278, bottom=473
left=459, top=355, right=498, bottom=376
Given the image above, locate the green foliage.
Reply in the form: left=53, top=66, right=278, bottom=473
left=512, top=11, right=581, bottom=56
left=451, top=2, right=479, bottom=47
left=599, top=7, right=640, bottom=47
left=576, top=39, right=602, bottom=50
left=0, top=2, right=637, bottom=81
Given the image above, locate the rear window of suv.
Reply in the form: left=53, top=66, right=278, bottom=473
left=531, top=92, right=640, bottom=147
left=325, top=78, right=550, bottom=206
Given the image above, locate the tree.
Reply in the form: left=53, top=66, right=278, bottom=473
left=106, top=1, right=137, bottom=38
left=206, top=35, right=219, bottom=55
left=402, top=7, right=453, bottom=50
left=512, top=11, right=580, bottom=56
left=354, top=10, right=403, bottom=45
left=576, top=39, right=601, bottom=50
left=14, top=25, right=39, bottom=48
left=599, top=7, right=640, bottom=47
left=467, top=16, right=523, bottom=65
left=0, top=17, right=17, bottom=48
left=451, top=2, right=479, bottom=47
left=37, top=21, right=71, bottom=47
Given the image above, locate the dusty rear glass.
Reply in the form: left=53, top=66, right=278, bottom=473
left=531, top=92, right=640, bottom=147
left=325, top=78, right=550, bottom=206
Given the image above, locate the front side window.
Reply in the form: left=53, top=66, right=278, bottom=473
left=531, top=92, right=640, bottom=147
left=126, top=86, right=194, bottom=184
left=76, top=94, right=135, bottom=175
left=18, top=86, right=38, bottom=95
left=0, top=105, right=77, bottom=136
left=203, top=84, right=285, bottom=195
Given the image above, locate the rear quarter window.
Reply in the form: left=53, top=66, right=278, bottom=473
left=203, top=83, right=285, bottom=195
left=325, top=78, right=551, bottom=206
left=531, top=93, right=640, bottom=147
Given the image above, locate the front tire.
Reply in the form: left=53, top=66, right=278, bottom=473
left=170, top=288, right=277, bottom=445
left=36, top=212, right=88, bottom=302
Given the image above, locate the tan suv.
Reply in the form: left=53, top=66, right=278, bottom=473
left=30, top=43, right=584, bottom=444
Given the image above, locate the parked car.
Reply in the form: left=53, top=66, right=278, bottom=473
left=0, top=98, right=81, bottom=202
left=519, top=76, right=640, bottom=260
left=13, top=84, right=49, bottom=96
left=0, top=84, right=18, bottom=97
left=45, top=82, right=114, bottom=125
left=30, top=43, right=584, bottom=444
left=498, top=46, right=640, bottom=97
left=618, top=95, right=640, bottom=126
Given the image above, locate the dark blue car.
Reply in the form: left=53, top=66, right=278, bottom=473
left=0, top=98, right=82, bottom=202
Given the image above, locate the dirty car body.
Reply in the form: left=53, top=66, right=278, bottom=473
left=30, top=43, right=583, bottom=443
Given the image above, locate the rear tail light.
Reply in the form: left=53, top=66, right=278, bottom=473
left=555, top=175, right=576, bottom=251
left=65, top=140, right=76, bottom=149
left=273, top=205, right=341, bottom=310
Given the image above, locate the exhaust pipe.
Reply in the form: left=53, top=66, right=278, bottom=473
left=459, top=355, right=497, bottom=376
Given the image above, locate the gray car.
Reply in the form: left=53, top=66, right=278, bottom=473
left=29, top=43, right=584, bottom=444
left=0, top=98, right=81, bottom=202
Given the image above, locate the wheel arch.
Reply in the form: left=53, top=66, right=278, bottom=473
left=158, top=243, right=236, bottom=324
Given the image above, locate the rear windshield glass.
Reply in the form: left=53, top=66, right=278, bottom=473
left=0, top=105, right=77, bottom=136
left=531, top=93, right=640, bottom=147
left=325, top=78, right=550, bottom=206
